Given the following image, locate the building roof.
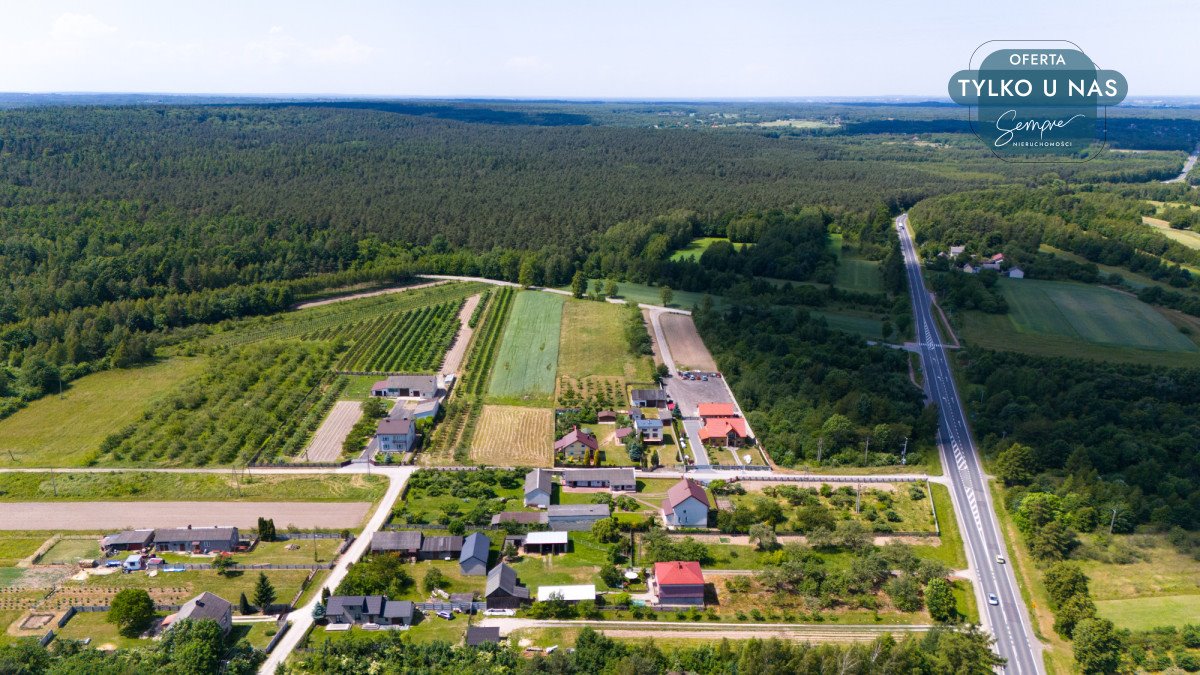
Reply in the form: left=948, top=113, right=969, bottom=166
left=449, top=592, right=475, bottom=604
left=524, top=531, right=569, bottom=545
left=376, top=416, right=414, bottom=436
left=697, top=402, right=738, bottom=418
left=536, top=584, right=596, bottom=602
left=698, top=417, right=748, bottom=441
left=614, top=427, right=634, bottom=440
left=372, top=530, right=423, bottom=551
left=630, top=388, right=667, bottom=401
left=486, top=563, right=529, bottom=599
left=665, top=478, right=711, bottom=510
left=372, top=375, right=438, bottom=393
left=460, top=533, right=490, bottom=566
left=546, top=504, right=610, bottom=519
left=153, top=527, right=237, bottom=544
left=554, top=426, right=598, bottom=452
left=634, top=418, right=663, bottom=430
left=382, top=599, right=414, bottom=619
left=597, top=410, right=617, bottom=419
left=562, top=467, right=635, bottom=485
left=524, top=468, right=552, bottom=496
left=102, top=530, right=154, bottom=547
left=420, top=535, right=463, bottom=555
left=990, top=253, right=1005, bottom=261
left=490, top=511, right=548, bottom=526
left=654, top=561, right=705, bottom=586
left=177, top=592, right=231, bottom=625
left=466, top=626, right=501, bottom=646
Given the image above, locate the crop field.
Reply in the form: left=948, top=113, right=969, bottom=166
left=468, top=405, right=553, bottom=467
left=835, top=257, right=883, bottom=293
left=0, top=357, right=207, bottom=468
left=486, top=291, right=564, bottom=404
left=332, top=297, right=465, bottom=372
left=659, top=313, right=718, bottom=371
left=669, top=237, right=751, bottom=262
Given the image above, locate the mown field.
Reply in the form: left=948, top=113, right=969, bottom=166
left=0, top=472, right=388, bottom=502
left=558, top=300, right=653, bottom=381
left=1079, top=535, right=1200, bottom=630
left=835, top=257, right=883, bottom=294
left=668, top=237, right=751, bottom=262
left=468, top=404, right=553, bottom=467
left=1143, top=214, right=1200, bottom=250
left=486, top=291, right=564, bottom=405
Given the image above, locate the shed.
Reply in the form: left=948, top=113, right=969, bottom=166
left=466, top=626, right=501, bottom=646
left=459, top=532, right=490, bottom=576
left=523, top=531, right=569, bottom=555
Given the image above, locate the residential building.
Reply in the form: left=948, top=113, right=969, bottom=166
left=697, top=402, right=738, bottom=419
left=949, top=245, right=966, bottom=257
left=153, top=526, right=239, bottom=554
left=466, top=626, right=501, bottom=646
left=536, top=584, right=596, bottom=603
left=101, top=529, right=154, bottom=553
left=375, top=416, right=416, bottom=454
left=485, top=563, right=530, bottom=609
left=546, top=504, right=610, bottom=531
left=652, top=561, right=706, bottom=606
left=522, top=531, right=569, bottom=555
left=325, top=595, right=415, bottom=627
left=1008, top=267, right=1025, bottom=279
left=634, top=417, right=663, bottom=442
left=698, top=417, right=750, bottom=447
left=561, top=467, right=635, bottom=492
left=661, top=478, right=711, bottom=528
left=165, top=592, right=233, bottom=635
left=459, top=532, right=490, bottom=576
left=418, top=535, right=463, bottom=561
left=554, top=426, right=598, bottom=462
left=614, top=426, right=634, bottom=442
left=630, top=388, right=669, bottom=408
left=371, top=375, right=438, bottom=398
left=370, top=530, right=423, bottom=558
left=523, top=468, right=552, bottom=508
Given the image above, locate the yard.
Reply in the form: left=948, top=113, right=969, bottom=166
left=487, top=291, right=564, bottom=405
left=154, top=539, right=344, bottom=566
left=469, top=405, right=554, bottom=467
left=509, top=531, right=615, bottom=589
left=55, top=608, right=164, bottom=650
left=728, top=481, right=938, bottom=534
left=0, top=357, right=207, bottom=467
left=0, top=472, right=388, bottom=503
left=62, top=569, right=321, bottom=615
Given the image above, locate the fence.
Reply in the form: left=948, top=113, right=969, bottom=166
left=279, top=533, right=348, bottom=541
left=414, top=601, right=486, bottom=614
left=39, top=630, right=54, bottom=647
left=286, top=569, right=320, bottom=615
left=264, top=619, right=291, bottom=654
left=170, top=563, right=332, bottom=571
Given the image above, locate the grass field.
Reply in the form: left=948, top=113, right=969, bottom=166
left=668, top=237, right=751, bottom=262
left=558, top=300, right=654, bottom=381
left=487, top=292, right=564, bottom=404
left=0, top=357, right=206, bottom=467
left=1143, top=214, right=1200, bottom=250
left=0, top=472, right=388, bottom=502
left=1095, top=595, right=1200, bottom=631
left=38, top=538, right=100, bottom=564
left=55, top=609, right=161, bottom=650
left=835, top=257, right=883, bottom=293
left=469, top=405, right=553, bottom=467
left=583, top=281, right=719, bottom=310
left=0, top=535, right=47, bottom=566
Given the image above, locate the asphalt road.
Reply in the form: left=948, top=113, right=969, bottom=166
left=896, top=213, right=1041, bottom=674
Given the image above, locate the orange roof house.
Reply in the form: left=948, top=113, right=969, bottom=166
left=697, top=402, right=738, bottom=419
left=698, top=417, right=750, bottom=447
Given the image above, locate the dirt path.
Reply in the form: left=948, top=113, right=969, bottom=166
left=481, top=617, right=928, bottom=642
left=439, top=293, right=482, bottom=374
left=667, top=533, right=940, bottom=547
left=0, top=501, right=372, bottom=530
left=292, top=280, right=446, bottom=310
left=301, top=401, right=363, bottom=462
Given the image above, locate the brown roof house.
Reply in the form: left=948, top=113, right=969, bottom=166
left=370, top=530, right=423, bottom=558
left=375, top=416, right=416, bottom=454
left=554, top=426, right=598, bottom=463
left=662, top=478, right=711, bottom=528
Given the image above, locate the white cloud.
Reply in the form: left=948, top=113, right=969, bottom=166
left=50, top=13, right=116, bottom=41
left=504, top=55, right=546, bottom=72
left=309, top=35, right=374, bottom=65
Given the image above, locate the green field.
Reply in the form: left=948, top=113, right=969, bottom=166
left=39, top=538, right=101, bottom=564
left=0, top=472, right=387, bottom=502
left=486, top=291, right=564, bottom=403
left=835, top=257, right=883, bottom=293
left=0, top=534, right=46, bottom=566
left=0, top=357, right=207, bottom=468
left=669, top=237, right=750, bottom=262
left=1095, top=595, right=1200, bottom=631
left=1143, top=214, right=1200, bottom=250
left=558, top=300, right=654, bottom=381
left=587, top=280, right=719, bottom=310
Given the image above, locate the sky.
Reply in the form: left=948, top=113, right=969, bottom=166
left=0, top=1, right=1195, bottom=98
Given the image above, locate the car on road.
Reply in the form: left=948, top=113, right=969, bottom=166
left=987, top=593, right=999, bottom=606
left=483, top=608, right=515, bottom=617
left=996, top=555, right=1005, bottom=564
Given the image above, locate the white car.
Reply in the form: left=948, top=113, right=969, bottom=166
left=483, top=608, right=515, bottom=617
left=996, top=555, right=1006, bottom=564
left=987, top=594, right=999, bottom=606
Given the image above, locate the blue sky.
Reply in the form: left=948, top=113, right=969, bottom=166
left=0, top=1, right=1195, bottom=97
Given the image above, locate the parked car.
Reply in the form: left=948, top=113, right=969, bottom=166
left=484, top=608, right=516, bottom=617
left=436, top=611, right=453, bottom=620
left=702, top=376, right=709, bottom=381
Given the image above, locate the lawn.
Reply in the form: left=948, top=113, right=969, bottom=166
left=510, top=531, right=614, bottom=589
left=1095, top=595, right=1200, bottom=631
left=668, top=237, right=750, bottom=262
left=487, top=291, right=564, bottom=404
left=69, top=569, right=319, bottom=614
left=0, top=472, right=388, bottom=502
left=386, top=559, right=487, bottom=602
left=0, top=534, right=48, bottom=566
left=0, top=357, right=207, bottom=467
left=469, top=405, right=553, bottom=467
left=38, top=538, right=100, bottom=564
left=558, top=300, right=654, bottom=381
left=55, top=609, right=164, bottom=650
left=835, top=257, right=883, bottom=294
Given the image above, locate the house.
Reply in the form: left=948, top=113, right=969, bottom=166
left=101, top=529, right=154, bottom=553
left=949, top=245, right=966, bottom=257
left=661, top=478, right=711, bottom=528
left=490, top=511, right=548, bottom=526
left=164, top=592, right=233, bottom=635
left=466, top=626, right=501, bottom=646
left=524, top=468, right=552, bottom=508
left=485, top=563, right=530, bottom=609
left=153, top=526, right=239, bottom=554
left=698, top=417, right=750, bottom=447
left=522, top=531, right=569, bottom=555
left=459, top=533, right=490, bottom=576
left=371, top=375, right=438, bottom=398
left=630, top=388, right=669, bottom=408
left=418, top=535, right=463, bottom=561
left=554, top=426, right=599, bottom=462
left=658, top=407, right=674, bottom=422
left=375, top=417, right=416, bottom=454
left=990, top=253, right=1006, bottom=263
left=634, top=418, right=664, bottom=442
left=325, top=595, right=415, bottom=627
left=371, top=530, right=423, bottom=559
left=652, top=561, right=706, bottom=606
left=562, top=467, right=635, bottom=491
left=597, top=410, right=617, bottom=423
left=546, top=504, right=610, bottom=531
left=697, top=402, right=738, bottom=419
left=536, top=584, right=596, bottom=603
left=963, top=263, right=978, bottom=274
left=1008, top=267, right=1025, bottom=279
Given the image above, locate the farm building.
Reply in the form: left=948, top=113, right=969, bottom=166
left=651, top=561, right=706, bottom=607
left=698, top=417, right=750, bottom=447
left=101, top=529, right=154, bottom=553
left=1008, top=267, right=1025, bottom=279
left=562, top=468, right=635, bottom=491
left=466, top=626, right=502, bottom=646
left=153, top=526, right=239, bottom=554
left=949, top=245, right=966, bottom=257
left=662, top=478, right=711, bottom=528
left=536, top=584, right=596, bottom=603
left=554, top=426, right=599, bottom=462
left=370, top=530, right=423, bottom=558
left=325, top=595, right=415, bottom=627
left=524, top=468, right=552, bottom=508
left=630, top=388, right=669, bottom=408
left=375, top=416, right=416, bottom=454
left=634, top=418, right=664, bottom=442
left=597, top=410, right=617, bottom=423
left=490, top=511, right=548, bottom=526
left=485, top=563, right=531, bottom=610
left=546, top=503, right=610, bottom=531
left=459, top=532, right=491, bottom=576
left=697, top=402, right=738, bottom=418
left=522, top=531, right=569, bottom=555
left=390, top=398, right=441, bottom=421
left=419, top=535, right=463, bottom=561
left=371, top=375, right=438, bottom=398
left=163, top=592, right=233, bottom=635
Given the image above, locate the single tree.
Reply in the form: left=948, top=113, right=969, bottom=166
left=570, top=271, right=586, bottom=299
left=1073, top=618, right=1122, bottom=674
left=253, top=573, right=277, bottom=614
left=592, top=517, right=621, bottom=544
left=605, top=279, right=619, bottom=297
left=1043, top=562, right=1090, bottom=609
left=659, top=285, right=673, bottom=307
left=312, top=602, right=326, bottom=622
left=108, top=588, right=155, bottom=637
left=599, top=565, right=625, bottom=589
left=925, top=578, right=957, bottom=623
left=239, top=593, right=252, bottom=615
left=501, top=541, right=518, bottom=561
left=423, top=567, right=447, bottom=593
left=748, top=524, right=778, bottom=551
left=211, top=553, right=235, bottom=577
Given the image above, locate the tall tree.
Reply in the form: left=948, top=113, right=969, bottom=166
left=253, top=573, right=277, bottom=614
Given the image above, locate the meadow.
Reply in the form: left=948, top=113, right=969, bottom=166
left=0, top=472, right=387, bottom=502
left=558, top=299, right=654, bottom=381
left=668, top=237, right=751, bottom=262
left=1143, top=214, right=1200, bottom=250
left=486, top=291, right=564, bottom=404
left=834, top=257, right=883, bottom=294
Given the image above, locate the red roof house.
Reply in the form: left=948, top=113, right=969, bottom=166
left=697, top=402, right=738, bottom=419
left=698, top=417, right=750, bottom=447
left=652, top=561, right=706, bottom=606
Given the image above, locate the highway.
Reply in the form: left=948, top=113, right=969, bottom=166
left=896, top=213, right=1042, bottom=674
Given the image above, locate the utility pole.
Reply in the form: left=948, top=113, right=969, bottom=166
left=817, top=437, right=824, bottom=465
left=863, top=436, right=870, bottom=464
left=901, top=438, right=908, bottom=466
left=855, top=483, right=861, bottom=514
left=1109, top=507, right=1119, bottom=535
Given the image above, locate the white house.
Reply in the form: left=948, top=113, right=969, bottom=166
left=524, top=469, right=552, bottom=508
left=375, top=417, right=416, bottom=453
left=1008, top=267, right=1025, bottom=279
left=661, top=478, right=710, bottom=528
